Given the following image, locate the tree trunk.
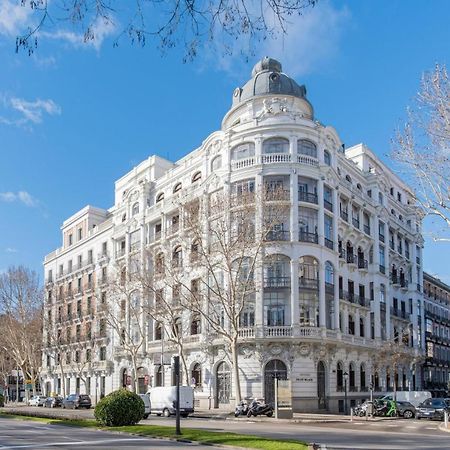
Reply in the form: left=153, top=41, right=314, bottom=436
left=178, top=344, right=189, bottom=386
left=131, top=354, right=139, bottom=394
left=231, top=340, right=241, bottom=406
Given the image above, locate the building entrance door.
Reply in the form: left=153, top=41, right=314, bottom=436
left=317, top=361, right=327, bottom=409
left=216, top=362, right=231, bottom=405
left=264, top=359, right=287, bottom=406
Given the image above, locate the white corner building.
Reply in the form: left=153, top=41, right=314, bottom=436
left=42, top=57, right=425, bottom=412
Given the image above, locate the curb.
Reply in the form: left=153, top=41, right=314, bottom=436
left=438, top=423, right=450, bottom=433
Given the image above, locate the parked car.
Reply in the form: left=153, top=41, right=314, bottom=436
left=381, top=391, right=431, bottom=408
left=44, top=396, right=63, bottom=408
left=396, top=401, right=416, bottom=419
left=62, top=394, right=92, bottom=409
left=416, top=398, right=450, bottom=420
left=29, top=395, right=47, bottom=407
left=139, top=394, right=151, bottom=419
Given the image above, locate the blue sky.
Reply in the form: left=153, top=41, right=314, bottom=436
left=0, top=0, right=449, bottom=282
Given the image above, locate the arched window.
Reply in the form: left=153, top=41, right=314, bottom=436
left=337, top=362, right=344, bottom=390
left=349, top=363, right=356, bottom=389
left=191, top=315, right=201, bottom=335
left=192, top=171, right=202, bottom=183
left=132, top=202, right=139, bottom=216
left=173, top=182, right=182, bottom=193
left=298, top=256, right=319, bottom=288
left=155, top=323, right=162, bottom=340
left=211, top=155, right=222, bottom=171
left=172, top=246, right=182, bottom=268
left=324, top=149, right=331, bottom=166
left=325, top=261, right=334, bottom=285
left=191, top=363, right=202, bottom=388
left=348, top=314, right=355, bottom=335
left=360, top=364, right=366, bottom=390
left=231, top=142, right=255, bottom=160
left=345, top=174, right=352, bottom=184
left=155, top=253, right=165, bottom=275
left=263, top=137, right=289, bottom=154
left=356, top=183, right=362, bottom=191
left=264, top=254, right=290, bottom=287
left=156, top=192, right=164, bottom=203
left=298, top=139, right=317, bottom=158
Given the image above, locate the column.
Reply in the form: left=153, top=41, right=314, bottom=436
left=255, top=136, right=262, bottom=163
left=332, top=189, right=339, bottom=246
left=290, top=172, right=298, bottom=242
left=364, top=312, right=371, bottom=339
left=343, top=305, right=349, bottom=334
left=319, top=263, right=326, bottom=327
left=317, top=178, right=325, bottom=246
left=355, top=310, right=361, bottom=336
left=373, top=284, right=381, bottom=339
left=291, top=259, right=299, bottom=328
left=334, top=277, right=340, bottom=330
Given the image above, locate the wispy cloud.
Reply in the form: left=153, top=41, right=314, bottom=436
left=5, top=247, right=18, bottom=254
left=203, top=1, right=350, bottom=78
left=0, top=94, right=61, bottom=127
left=40, top=17, right=116, bottom=51
left=0, top=191, right=38, bottom=207
left=0, top=0, right=31, bottom=37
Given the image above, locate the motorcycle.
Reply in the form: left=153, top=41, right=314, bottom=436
left=246, top=399, right=274, bottom=418
left=234, top=400, right=249, bottom=417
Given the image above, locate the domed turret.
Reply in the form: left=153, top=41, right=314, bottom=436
left=232, top=57, right=308, bottom=106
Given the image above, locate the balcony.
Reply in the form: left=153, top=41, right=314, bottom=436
left=324, top=199, right=333, bottom=212
left=358, top=296, right=370, bottom=307
left=346, top=253, right=356, bottom=265
left=391, top=307, right=408, bottom=320
left=390, top=274, right=399, bottom=285
left=266, top=230, right=290, bottom=241
left=299, top=231, right=318, bottom=244
left=363, top=225, right=370, bottom=235
left=299, top=277, right=319, bottom=290
left=298, top=191, right=318, bottom=204
left=358, top=258, right=368, bottom=270
left=238, top=327, right=255, bottom=339
left=400, top=279, right=409, bottom=289
left=379, top=233, right=385, bottom=243
left=340, top=211, right=349, bottom=222
left=352, top=217, right=360, bottom=229
left=324, top=238, right=334, bottom=250
left=339, top=248, right=346, bottom=260
left=230, top=153, right=319, bottom=171
left=264, top=189, right=290, bottom=201
left=379, top=264, right=386, bottom=274
left=264, top=276, right=291, bottom=288
left=264, top=326, right=293, bottom=337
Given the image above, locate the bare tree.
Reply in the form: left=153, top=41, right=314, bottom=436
left=16, top=0, right=317, bottom=59
left=373, top=327, right=420, bottom=401
left=0, top=328, right=15, bottom=402
left=149, top=186, right=289, bottom=405
left=392, top=64, right=450, bottom=240
left=98, top=262, right=148, bottom=393
left=0, top=267, right=43, bottom=400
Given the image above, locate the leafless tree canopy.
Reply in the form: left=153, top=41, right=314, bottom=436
left=392, top=64, right=450, bottom=240
left=0, top=266, right=43, bottom=397
left=17, top=0, right=317, bottom=59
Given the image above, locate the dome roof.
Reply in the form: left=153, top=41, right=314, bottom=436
left=232, top=57, right=308, bottom=106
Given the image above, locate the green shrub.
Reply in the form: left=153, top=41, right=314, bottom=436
left=0, top=394, right=4, bottom=407
left=94, top=389, right=144, bottom=427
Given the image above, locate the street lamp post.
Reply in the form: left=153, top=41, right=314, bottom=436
left=343, top=371, right=348, bottom=415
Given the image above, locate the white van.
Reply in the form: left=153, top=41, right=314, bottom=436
left=381, top=391, right=432, bottom=407
left=147, top=386, right=194, bottom=417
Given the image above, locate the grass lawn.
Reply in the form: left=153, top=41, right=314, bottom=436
left=0, top=412, right=308, bottom=450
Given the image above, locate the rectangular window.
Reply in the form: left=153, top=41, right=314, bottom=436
left=68, top=234, right=73, bottom=246
left=78, top=228, right=82, bottom=240
left=100, top=346, right=106, bottom=361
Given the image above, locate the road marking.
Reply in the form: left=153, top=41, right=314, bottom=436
left=0, top=438, right=149, bottom=449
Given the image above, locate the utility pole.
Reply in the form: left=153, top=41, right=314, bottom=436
left=174, top=355, right=181, bottom=435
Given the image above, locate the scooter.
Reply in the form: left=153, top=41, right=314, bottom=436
left=234, top=400, right=249, bottom=417
left=246, top=399, right=274, bottom=418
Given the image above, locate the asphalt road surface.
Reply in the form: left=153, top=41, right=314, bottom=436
left=0, top=417, right=221, bottom=450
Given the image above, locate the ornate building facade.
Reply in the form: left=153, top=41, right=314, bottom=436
left=42, top=57, right=425, bottom=412
left=423, top=273, right=450, bottom=397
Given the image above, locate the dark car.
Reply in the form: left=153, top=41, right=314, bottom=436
left=44, top=396, right=63, bottom=408
left=396, top=401, right=416, bottom=419
left=62, top=394, right=92, bottom=409
left=416, top=398, right=450, bottom=420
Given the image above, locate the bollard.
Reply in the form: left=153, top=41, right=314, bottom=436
left=445, top=410, right=448, bottom=429
left=350, top=407, right=353, bottom=422
left=366, top=407, right=368, bottom=421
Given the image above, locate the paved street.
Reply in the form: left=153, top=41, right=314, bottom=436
left=2, top=406, right=450, bottom=449
left=0, top=417, right=221, bottom=450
